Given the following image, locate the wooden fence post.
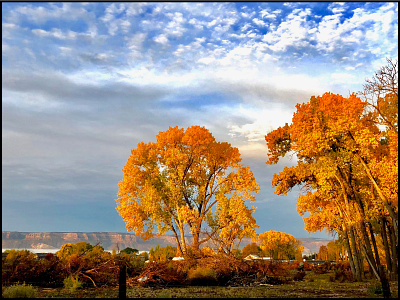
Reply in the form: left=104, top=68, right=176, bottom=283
left=119, top=264, right=126, bottom=299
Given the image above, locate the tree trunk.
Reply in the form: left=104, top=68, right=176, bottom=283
left=178, top=225, right=187, bottom=257
left=190, top=218, right=204, bottom=257
left=171, top=227, right=185, bottom=257
left=379, top=265, right=392, bottom=298
left=387, top=222, right=398, bottom=280
left=354, top=152, right=398, bottom=243
left=356, top=238, right=365, bottom=278
left=343, top=227, right=356, bottom=277
left=354, top=228, right=382, bottom=281
left=349, top=226, right=362, bottom=281
left=380, top=217, right=393, bottom=279
left=368, top=222, right=381, bottom=267
left=358, top=220, right=377, bottom=276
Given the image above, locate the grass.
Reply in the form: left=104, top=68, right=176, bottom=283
left=2, top=283, right=38, bottom=298
left=28, top=271, right=398, bottom=298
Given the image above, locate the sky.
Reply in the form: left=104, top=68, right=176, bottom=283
left=2, top=2, right=398, bottom=240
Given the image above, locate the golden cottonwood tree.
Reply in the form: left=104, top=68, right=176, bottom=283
left=265, top=60, right=397, bottom=288
left=116, top=125, right=259, bottom=257
left=258, top=230, right=303, bottom=260
left=318, top=245, right=329, bottom=261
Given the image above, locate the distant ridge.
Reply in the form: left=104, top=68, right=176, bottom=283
left=2, top=231, right=330, bottom=253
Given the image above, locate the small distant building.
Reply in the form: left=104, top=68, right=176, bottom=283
left=243, top=254, right=272, bottom=261
left=171, top=256, right=184, bottom=261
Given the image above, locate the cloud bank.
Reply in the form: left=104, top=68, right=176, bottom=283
left=2, top=2, right=398, bottom=238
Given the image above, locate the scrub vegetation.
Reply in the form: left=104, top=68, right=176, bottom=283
left=2, top=244, right=398, bottom=298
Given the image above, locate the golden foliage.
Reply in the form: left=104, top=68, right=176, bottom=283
left=265, top=60, right=398, bottom=282
left=116, top=125, right=259, bottom=255
left=258, top=230, right=303, bottom=260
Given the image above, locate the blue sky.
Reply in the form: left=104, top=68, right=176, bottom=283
left=2, top=2, right=398, bottom=240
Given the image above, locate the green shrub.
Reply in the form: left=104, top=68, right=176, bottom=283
left=368, top=283, right=383, bottom=296
left=187, top=266, right=218, bottom=286
left=63, top=275, right=83, bottom=292
left=2, top=283, right=37, bottom=298
left=120, top=247, right=139, bottom=255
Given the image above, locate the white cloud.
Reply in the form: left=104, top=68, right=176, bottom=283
left=2, top=43, right=11, bottom=53
left=2, top=22, right=19, bottom=40
left=32, top=28, right=78, bottom=39
left=125, top=32, right=147, bottom=60
left=198, top=57, right=216, bottom=65
left=14, top=3, right=91, bottom=23
left=101, top=3, right=134, bottom=36
left=31, top=28, right=97, bottom=41
left=261, top=8, right=313, bottom=52
left=153, top=34, right=169, bottom=45
left=241, top=11, right=255, bottom=19
left=126, top=2, right=145, bottom=16
left=224, top=103, right=294, bottom=159
left=1, top=1, right=396, bottom=237
left=188, top=18, right=204, bottom=30
left=314, top=3, right=397, bottom=62
left=59, top=46, right=72, bottom=56
left=253, top=18, right=267, bottom=27
left=260, top=8, right=278, bottom=20
left=164, top=12, right=186, bottom=37
left=328, top=3, right=346, bottom=14
left=330, top=72, right=358, bottom=84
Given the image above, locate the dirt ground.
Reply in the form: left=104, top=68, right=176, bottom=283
left=35, top=279, right=398, bottom=298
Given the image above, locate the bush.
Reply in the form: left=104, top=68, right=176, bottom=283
left=63, top=275, right=83, bottom=292
left=135, top=262, right=186, bottom=287
left=120, top=247, right=139, bottom=255
left=253, top=261, right=290, bottom=277
left=31, top=254, right=65, bottom=287
left=331, top=261, right=354, bottom=282
left=2, top=283, right=37, bottom=298
left=332, top=268, right=354, bottom=282
left=293, top=271, right=306, bottom=281
left=313, top=261, right=332, bottom=274
left=2, top=244, right=133, bottom=288
left=2, top=250, right=39, bottom=286
left=187, top=266, right=218, bottom=286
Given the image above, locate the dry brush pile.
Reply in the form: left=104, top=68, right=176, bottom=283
left=130, top=255, right=307, bottom=288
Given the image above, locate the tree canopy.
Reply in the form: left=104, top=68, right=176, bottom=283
left=258, top=230, right=304, bottom=260
left=116, top=125, right=259, bottom=256
left=265, top=59, right=398, bottom=283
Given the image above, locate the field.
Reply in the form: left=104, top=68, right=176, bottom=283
left=27, top=271, right=398, bottom=298
left=3, top=250, right=398, bottom=298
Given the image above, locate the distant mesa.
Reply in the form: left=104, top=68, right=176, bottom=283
left=2, top=231, right=174, bottom=251
left=2, top=231, right=330, bottom=253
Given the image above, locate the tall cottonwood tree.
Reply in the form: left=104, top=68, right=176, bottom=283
left=266, top=93, right=396, bottom=279
left=360, top=58, right=398, bottom=281
left=116, top=125, right=259, bottom=257
left=264, top=59, right=397, bottom=295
